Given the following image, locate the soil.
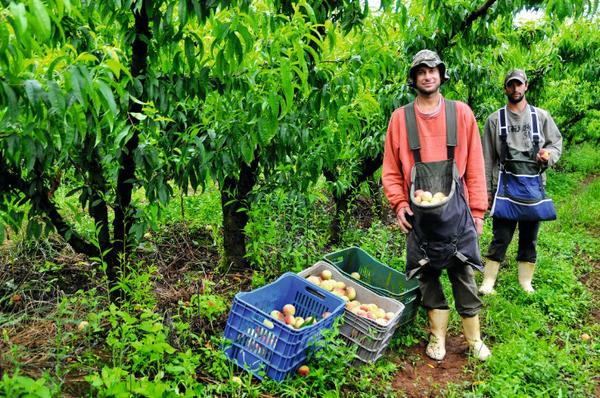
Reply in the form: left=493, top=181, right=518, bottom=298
left=391, top=335, right=471, bottom=398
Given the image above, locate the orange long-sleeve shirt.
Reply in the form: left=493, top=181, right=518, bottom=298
left=382, top=98, right=488, bottom=219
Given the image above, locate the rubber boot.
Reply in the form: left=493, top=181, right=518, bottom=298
left=518, top=261, right=536, bottom=293
left=426, top=309, right=450, bottom=361
left=461, top=315, right=491, bottom=361
left=478, top=260, right=500, bottom=295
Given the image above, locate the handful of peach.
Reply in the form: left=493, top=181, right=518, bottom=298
left=413, top=189, right=448, bottom=206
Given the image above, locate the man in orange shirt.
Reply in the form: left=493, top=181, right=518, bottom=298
left=382, top=50, right=490, bottom=361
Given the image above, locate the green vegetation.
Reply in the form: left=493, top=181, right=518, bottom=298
left=1, top=143, right=598, bottom=397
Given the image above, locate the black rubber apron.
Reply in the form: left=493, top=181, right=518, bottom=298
left=404, top=100, right=483, bottom=279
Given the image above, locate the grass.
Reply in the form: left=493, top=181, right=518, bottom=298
left=0, top=143, right=598, bottom=397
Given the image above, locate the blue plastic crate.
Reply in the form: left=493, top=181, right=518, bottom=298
left=223, top=272, right=345, bottom=381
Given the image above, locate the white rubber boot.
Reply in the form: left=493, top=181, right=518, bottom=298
left=426, top=309, right=450, bottom=361
left=462, top=315, right=491, bottom=361
left=478, top=260, right=500, bottom=295
left=518, top=261, right=536, bottom=293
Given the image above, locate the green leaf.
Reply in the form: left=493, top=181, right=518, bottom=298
left=29, top=0, right=52, bottom=41
left=95, top=79, right=117, bottom=116
left=107, top=56, right=133, bottom=81
left=280, top=60, right=293, bottom=111
left=24, top=79, right=42, bottom=107
left=46, top=55, right=69, bottom=80
left=157, top=183, right=168, bottom=203
left=0, top=22, right=9, bottom=54
left=1, top=81, right=19, bottom=119
left=189, top=31, right=205, bottom=62
left=228, top=32, right=243, bottom=66
left=9, top=3, right=28, bottom=38
left=129, top=112, right=147, bottom=121
left=48, top=81, right=66, bottom=117
left=241, top=137, right=254, bottom=164
left=184, top=36, right=195, bottom=72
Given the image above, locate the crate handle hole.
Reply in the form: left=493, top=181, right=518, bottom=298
left=305, top=285, right=326, bottom=300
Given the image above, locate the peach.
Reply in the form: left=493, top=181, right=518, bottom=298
left=270, top=310, right=284, bottom=321
left=321, top=270, right=332, bottom=280
left=297, top=365, right=309, bottom=377
left=345, top=287, right=356, bottom=300
left=282, top=304, right=296, bottom=316
left=356, top=309, right=368, bottom=317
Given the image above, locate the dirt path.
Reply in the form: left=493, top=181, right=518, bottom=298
left=391, top=335, right=471, bottom=397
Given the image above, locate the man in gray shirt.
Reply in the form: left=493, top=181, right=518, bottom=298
left=479, top=69, right=562, bottom=295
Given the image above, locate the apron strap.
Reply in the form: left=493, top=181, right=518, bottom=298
left=498, top=106, right=509, bottom=165
left=445, top=100, right=457, bottom=159
left=403, top=99, right=457, bottom=163
left=529, top=104, right=540, bottom=154
left=404, top=103, right=421, bottom=163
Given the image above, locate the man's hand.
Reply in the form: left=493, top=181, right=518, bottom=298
left=396, top=206, right=414, bottom=233
left=474, top=217, right=484, bottom=236
left=537, top=148, right=550, bottom=163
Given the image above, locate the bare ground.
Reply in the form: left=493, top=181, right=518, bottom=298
left=392, top=336, right=470, bottom=398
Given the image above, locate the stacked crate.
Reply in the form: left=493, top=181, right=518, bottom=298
left=299, top=261, right=405, bottom=364
left=223, top=272, right=345, bottom=381
left=324, top=247, right=420, bottom=326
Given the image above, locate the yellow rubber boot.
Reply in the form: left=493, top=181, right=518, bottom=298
left=478, top=260, right=500, bottom=295
left=462, top=315, right=491, bottom=361
left=518, top=261, right=536, bottom=293
left=426, top=309, right=450, bottom=361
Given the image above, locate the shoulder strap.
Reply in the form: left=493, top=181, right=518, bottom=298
left=403, top=100, right=457, bottom=163
left=529, top=105, right=540, bottom=154
left=445, top=100, right=457, bottom=159
left=498, top=107, right=509, bottom=164
left=403, top=103, right=421, bottom=162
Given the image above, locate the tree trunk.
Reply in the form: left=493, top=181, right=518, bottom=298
left=329, top=190, right=352, bottom=245
left=220, top=158, right=259, bottom=271
left=368, top=175, right=383, bottom=221
left=325, top=154, right=383, bottom=244
left=110, top=2, right=151, bottom=290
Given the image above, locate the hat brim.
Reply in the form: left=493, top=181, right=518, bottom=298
left=505, top=77, right=526, bottom=86
left=412, top=60, right=440, bottom=69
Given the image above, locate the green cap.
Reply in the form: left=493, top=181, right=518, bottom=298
left=504, top=69, right=528, bottom=86
left=408, top=49, right=449, bottom=86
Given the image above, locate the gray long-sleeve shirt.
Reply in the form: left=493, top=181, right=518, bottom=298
left=482, top=104, right=563, bottom=196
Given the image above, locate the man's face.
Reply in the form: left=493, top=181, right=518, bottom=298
left=414, top=66, right=441, bottom=95
left=505, top=80, right=528, bottom=104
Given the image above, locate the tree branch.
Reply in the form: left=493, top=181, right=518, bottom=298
left=113, top=1, right=151, bottom=259
left=1, top=168, right=100, bottom=258
left=443, top=0, right=497, bottom=47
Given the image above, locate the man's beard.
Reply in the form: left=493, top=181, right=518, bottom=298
left=507, top=94, right=524, bottom=104
left=416, top=85, right=440, bottom=96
